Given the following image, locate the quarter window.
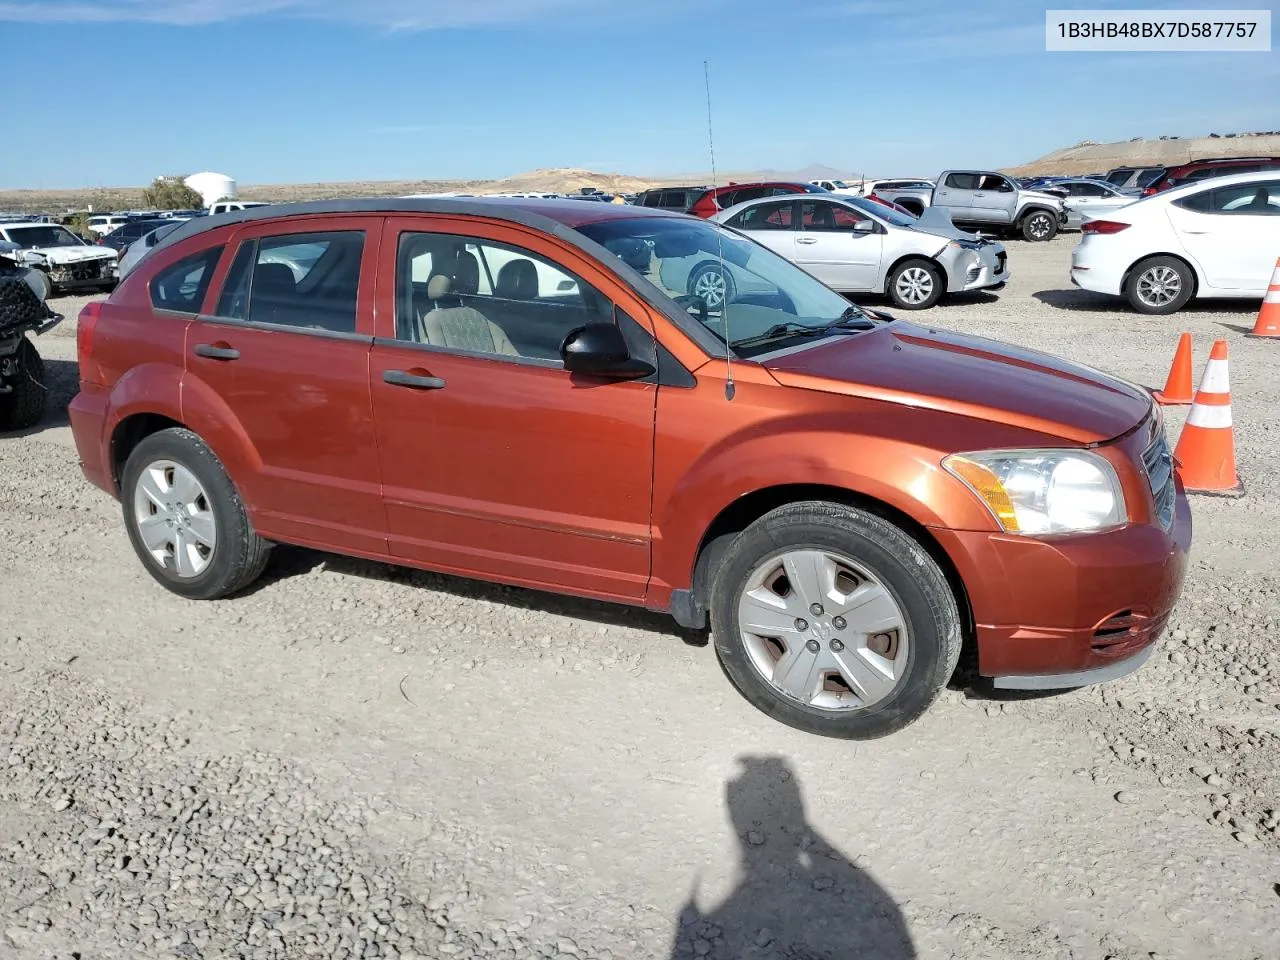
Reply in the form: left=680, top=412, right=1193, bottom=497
left=150, top=246, right=223, bottom=312
left=213, top=231, right=365, bottom=332
left=1176, top=182, right=1280, bottom=215
left=395, top=232, right=614, bottom=362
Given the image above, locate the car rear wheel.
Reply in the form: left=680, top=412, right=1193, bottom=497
left=887, top=259, right=944, bottom=310
left=1021, top=211, right=1058, bottom=242
left=1124, top=256, right=1194, bottom=314
left=121, top=427, right=271, bottom=600
left=688, top=262, right=736, bottom=311
left=709, top=501, right=962, bottom=739
left=0, top=338, right=47, bottom=432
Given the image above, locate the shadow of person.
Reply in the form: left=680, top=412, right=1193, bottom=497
left=669, top=756, right=915, bottom=960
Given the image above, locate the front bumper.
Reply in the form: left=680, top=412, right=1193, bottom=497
left=47, top=259, right=115, bottom=289
left=943, top=245, right=1010, bottom=293
left=930, top=487, right=1191, bottom=686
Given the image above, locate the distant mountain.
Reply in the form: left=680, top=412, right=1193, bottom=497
left=1004, top=132, right=1280, bottom=176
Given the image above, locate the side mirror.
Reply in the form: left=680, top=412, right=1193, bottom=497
left=852, top=220, right=875, bottom=234
left=560, top=322, right=655, bottom=379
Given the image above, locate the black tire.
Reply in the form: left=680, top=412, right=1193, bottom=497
left=886, top=258, right=945, bottom=310
left=120, top=427, right=271, bottom=600
left=709, top=501, right=962, bottom=739
left=0, top=338, right=47, bottom=432
left=1123, top=256, right=1194, bottom=315
left=1020, top=210, right=1058, bottom=242
left=687, top=261, right=736, bottom=311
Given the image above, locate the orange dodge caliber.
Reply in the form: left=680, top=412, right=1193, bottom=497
left=68, top=199, right=1191, bottom=738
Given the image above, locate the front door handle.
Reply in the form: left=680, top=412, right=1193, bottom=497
left=383, top=369, right=446, bottom=390
left=796, top=237, right=819, bottom=245
left=193, top=343, right=240, bottom=361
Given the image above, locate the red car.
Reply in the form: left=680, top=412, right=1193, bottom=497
left=686, top=181, right=828, bottom=218
left=68, top=198, right=1190, bottom=739
left=1144, top=156, right=1280, bottom=195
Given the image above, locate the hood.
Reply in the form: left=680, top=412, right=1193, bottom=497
left=23, top=245, right=114, bottom=264
left=909, top=207, right=983, bottom=242
left=762, top=322, right=1151, bottom=444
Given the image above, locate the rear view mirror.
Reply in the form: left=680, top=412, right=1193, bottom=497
left=560, top=322, right=655, bottom=379
left=852, top=220, right=875, bottom=234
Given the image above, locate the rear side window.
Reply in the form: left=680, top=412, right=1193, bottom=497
left=1176, top=182, right=1280, bottom=215
left=214, top=231, right=365, bottom=333
left=944, top=173, right=980, bottom=190
left=727, top=200, right=794, bottom=230
left=150, top=246, right=223, bottom=312
left=1136, top=168, right=1165, bottom=187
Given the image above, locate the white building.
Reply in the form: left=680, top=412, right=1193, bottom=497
left=184, top=172, right=237, bottom=207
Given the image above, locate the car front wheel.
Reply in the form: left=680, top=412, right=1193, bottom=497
left=1021, top=211, right=1058, bottom=242
left=887, top=259, right=944, bottom=309
left=710, top=502, right=962, bottom=739
left=121, top=427, right=271, bottom=599
left=1124, top=256, right=1194, bottom=314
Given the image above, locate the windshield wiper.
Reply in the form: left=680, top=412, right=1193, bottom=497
left=731, top=315, right=876, bottom=348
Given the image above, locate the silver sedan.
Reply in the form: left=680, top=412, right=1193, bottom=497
left=711, top=194, right=1009, bottom=310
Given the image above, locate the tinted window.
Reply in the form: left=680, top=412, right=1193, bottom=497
left=728, top=200, right=794, bottom=230
left=1069, top=181, right=1109, bottom=197
left=395, top=232, right=613, bottom=362
left=944, top=173, right=980, bottom=190
left=1104, top=169, right=1133, bottom=186
left=801, top=200, right=869, bottom=231
left=150, top=246, right=223, bottom=312
left=1136, top=168, right=1165, bottom=187
left=214, top=231, right=364, bottom=332
left=1176, top=182, right=1280, bottom=215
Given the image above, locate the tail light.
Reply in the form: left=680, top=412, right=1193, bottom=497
left=1081, top=220, right=1130, bottom=235
left=77, top=300, right=104, bottom=385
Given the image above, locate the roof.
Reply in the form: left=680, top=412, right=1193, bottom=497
left=151, top=196, right=688, bottom=257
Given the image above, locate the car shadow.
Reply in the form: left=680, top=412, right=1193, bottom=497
left=0, top=357, right=77, bottom=438
left=1035, top=288, right=1262, bottom=315
left=244, top=544, right=705, bottom=644
left=668, top=755, right=916, bottom=959
left=845, top=290, right=1000, bottom=312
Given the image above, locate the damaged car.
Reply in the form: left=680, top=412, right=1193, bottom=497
left=0, top=222, right=117, bottom=295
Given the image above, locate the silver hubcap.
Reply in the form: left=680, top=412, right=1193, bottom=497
left=1137, top=266, right=1181, bottom=307
left=133, top=459, right=217, bottom=578
left=1029, top=215, right=1051, bottom=238
left=692, top=270, right=728, bottom=309
left=895, top=267, right=934, bottom=305
left=737, top=549, right=909, bottom=712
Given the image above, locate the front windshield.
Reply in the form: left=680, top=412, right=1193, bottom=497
left=846, top=196, right=918, bottom=227
left=576, top=216, right=877, bottom=355
left=6, top=226, right=84, bottom=248
left=830, top=180, right=848, bottom=189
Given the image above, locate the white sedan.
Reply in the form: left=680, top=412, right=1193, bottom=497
left=712, top=194, right=1009, bottom=310
left=1070, top=171, right=1280, bottom=314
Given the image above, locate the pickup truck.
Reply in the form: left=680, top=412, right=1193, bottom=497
left=873, top=171, right=1068, bottom=242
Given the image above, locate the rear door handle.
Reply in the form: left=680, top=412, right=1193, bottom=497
left=383, top=369, right=446, bottom=390
left=796, top=237, right=819, bottom=245
left=193, top=343, right=240, bottom=361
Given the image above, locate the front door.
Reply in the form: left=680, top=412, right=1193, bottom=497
left=969, top=174, right=1017, bottom=224
left=1168, top=180, right=1280, bottom=291
left=368, top=218, right=657, bottom=602
left=794, top=199, right=882, bottom=291
left=182, top=216, right=386, bottom=554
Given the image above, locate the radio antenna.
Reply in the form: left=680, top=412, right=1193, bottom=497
left=703, top=59, right=734, bottom=401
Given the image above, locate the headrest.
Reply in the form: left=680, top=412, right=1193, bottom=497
left=496, top=259, right=539, bottom=300
left=254, top=262, right=296, bottom=298
left=453, top=251, right=480, bottom=295
left=426, top=274, right=451, bottom=300
left=604, top=237, right=651, bottom=272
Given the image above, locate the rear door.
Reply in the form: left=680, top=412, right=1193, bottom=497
left=183, top=216, right=387, bottom=554
left=793, top=199, right=881, bottom=291
left=722, top=199, right=798, bottom=260
left=1169, top=180, right=1280, bottom=291
left=933, top=172, right=978, bottom=219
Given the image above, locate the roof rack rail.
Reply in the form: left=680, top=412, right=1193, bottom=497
left=1187, top=155, right=1280, bottom=164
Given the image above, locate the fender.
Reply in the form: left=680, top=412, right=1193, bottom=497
left=1016, top=203, right=1061, bottom=221
left=647, top=403, right=1028, bottom=601
left=177, top=371, right=265, bottom=506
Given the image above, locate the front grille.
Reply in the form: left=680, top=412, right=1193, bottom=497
left=1092, top=608, right=1168, bottom=658
left=1142, top=420, right=1175, bottom=531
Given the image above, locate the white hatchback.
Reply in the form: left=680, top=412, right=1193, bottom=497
left=1070, top=171, right=1280, bottom=314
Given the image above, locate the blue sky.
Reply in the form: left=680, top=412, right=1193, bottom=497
left=0, top=0, right=1275, bottom=188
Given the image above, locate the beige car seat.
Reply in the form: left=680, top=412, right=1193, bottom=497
left=418, top=274, right=519, bottom=356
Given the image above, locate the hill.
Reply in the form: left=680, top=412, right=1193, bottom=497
left=1003, top=132, right=1280, bottom=176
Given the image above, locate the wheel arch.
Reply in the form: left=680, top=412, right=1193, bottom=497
left=883, top=253, right=947, bottom=295
left=110, top=412, right=186, bottom=488
left=681, top=482, right=976, bottom=662
left=1121, top=251, right=1202, bottom=300
left=1017, top=204, right=1059, bottom=225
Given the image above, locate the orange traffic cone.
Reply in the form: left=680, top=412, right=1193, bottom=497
left=1173, top=340, right=1243, bottom=496
left=1153, top=332, right=1194, bottom=405
left=1246, top=257, right=1280, bottom=339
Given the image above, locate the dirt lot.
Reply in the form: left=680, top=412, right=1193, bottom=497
left=2, top=237, right=1278, bottom=960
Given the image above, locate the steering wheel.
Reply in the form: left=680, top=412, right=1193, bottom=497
left=672, top=294, right=708, bottom=323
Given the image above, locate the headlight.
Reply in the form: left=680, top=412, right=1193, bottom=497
left=943, top=450, right=1127, bottom=534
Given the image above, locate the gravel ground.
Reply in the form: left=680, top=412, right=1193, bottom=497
left=2, top=237, right=1278, bottom=960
